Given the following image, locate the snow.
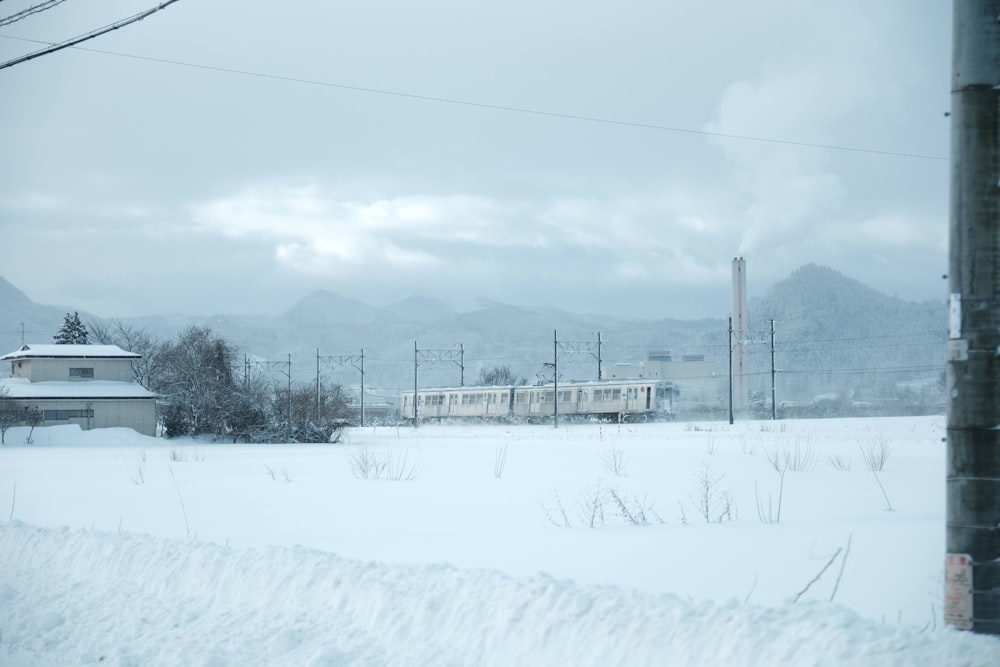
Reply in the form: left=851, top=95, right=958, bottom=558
left=0, top=378, right=157, bottom=399
left=0, top=344, right=140, bottom=360
left=1, top=417, right=998, bottom=665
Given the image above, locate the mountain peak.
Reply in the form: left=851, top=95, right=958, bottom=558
left=0, top=275, right=33, bottom=308
left=284, top=290, right=388, bottom=324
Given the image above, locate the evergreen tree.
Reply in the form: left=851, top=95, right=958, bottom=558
left=53, top=312, right=90, bottom=345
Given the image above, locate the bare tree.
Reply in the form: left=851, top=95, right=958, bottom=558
left=87, top=318, right=160, bottom=388
left=0, top=383, right=16, bottom=445
left=23, top=405, right=42, bottom=444
left=269, top=383, right=352, bottom=443
left=477, top=365, right=527, bottom=386
left=152, top=326, right=238, bottom=437
left=224, top=372, right=273, bottom=444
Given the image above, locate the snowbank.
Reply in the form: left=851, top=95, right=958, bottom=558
left=1, top=521, right=996, bottom=667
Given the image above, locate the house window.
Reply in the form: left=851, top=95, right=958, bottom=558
left=69, top=368, right=94, bottom=379
left=43, top=409, right=94, bottom=420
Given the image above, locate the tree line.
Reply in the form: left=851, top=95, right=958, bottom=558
left=85, top=317, right=353, bottom=443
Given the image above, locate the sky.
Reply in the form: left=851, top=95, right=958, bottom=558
left=0, top=1, right=951, bottom=319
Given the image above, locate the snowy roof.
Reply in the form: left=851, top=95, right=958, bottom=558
left=0, top=378, right=157, bottom=399
left=0, top=344, right=140, bottom=361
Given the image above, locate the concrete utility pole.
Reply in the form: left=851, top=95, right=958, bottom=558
left=770, top=319, right=776, bottom=421
left=728, top=317, right=734, bottom=426
left=413, top=341, right=418, bottom=427
left=316, top=348, right=366, bottom=426
left=597, top=331, right=602, bottom=380
left=553, top=329, right=559, bottom=429
left=945, top=0, right=1000, bottom=635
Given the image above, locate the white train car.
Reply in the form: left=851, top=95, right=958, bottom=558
left=512, top=379, right=674, bottom=422
left=400, top=385, right=516, bottom=422
left=401, top=379, right=675, bottom=423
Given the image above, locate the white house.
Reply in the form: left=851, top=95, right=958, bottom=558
left=0, top=344, right=158, bottom=436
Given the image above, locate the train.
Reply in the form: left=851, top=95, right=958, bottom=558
left=400, top=378, right=677, bottom=423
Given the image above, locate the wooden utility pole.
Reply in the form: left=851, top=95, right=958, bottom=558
left=946, top=0, right=1000, bottom=635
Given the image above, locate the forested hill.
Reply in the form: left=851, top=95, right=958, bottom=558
left=745, top=264, right=944, bottom=410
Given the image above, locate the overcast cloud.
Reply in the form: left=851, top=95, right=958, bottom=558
left=0, top=1, right=950, bottom=319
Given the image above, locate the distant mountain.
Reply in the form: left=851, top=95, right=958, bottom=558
left=0, top=266, right=947, bottom=414
left=0, top=277, right=91, bottom=351
left=383, top=296, right=455, bottom=322
left=284, top=290, right=388, bottom=325
left=746, top=263, right=943, bottom=408
left=754, top=263, right=940, bottom=335
left=0, top=276, right=32, bottom=308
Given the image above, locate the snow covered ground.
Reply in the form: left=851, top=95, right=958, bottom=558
left=1, top=416, right=997, bottom=665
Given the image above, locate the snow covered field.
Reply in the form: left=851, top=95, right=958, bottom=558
left=1, top=416, right=998, bottom=665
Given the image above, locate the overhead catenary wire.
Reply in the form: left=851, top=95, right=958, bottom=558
left=0, top=0, right=182, bottom=71
left=0, top=0, right=71, bottom=28
left=0, top=32, right=945, bottom=162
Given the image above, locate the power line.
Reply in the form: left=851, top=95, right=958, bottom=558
left=0, top=0, right=71, bottom=28
left=774, top=364, right=942, bottom=376
left=0, top=0, right=182, bottom=71
left=0, top=33, right=946, bottom=162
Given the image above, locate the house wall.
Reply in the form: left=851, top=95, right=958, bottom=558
left=11, top=398, right=157, bottom=437
left=11, top=357, right=135, bottom=383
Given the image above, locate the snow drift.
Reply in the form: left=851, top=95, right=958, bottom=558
left=1, top=521, right=996, bottom=667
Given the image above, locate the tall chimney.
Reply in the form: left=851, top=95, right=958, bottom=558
left=732, top=257, right=748, bottom=413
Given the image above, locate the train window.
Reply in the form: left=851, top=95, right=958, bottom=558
left=612, top=389, right=621, bottom=400
left=516, top=393, right=526, bottom=404
left=501, top=393, right=508, bottom=403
